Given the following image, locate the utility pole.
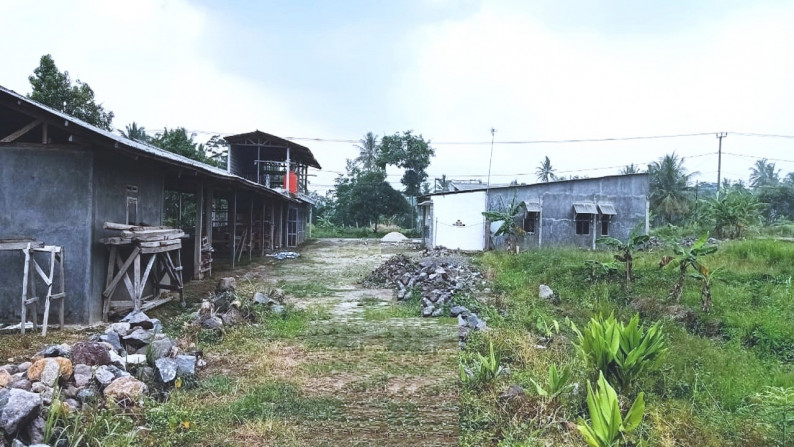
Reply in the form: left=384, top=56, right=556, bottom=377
left=486, top=128, right=496, bottom=193
left=716, top=132, right=727, bottom=194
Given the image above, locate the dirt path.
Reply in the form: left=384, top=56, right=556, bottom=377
left=205, top=239, right=459, bottom=446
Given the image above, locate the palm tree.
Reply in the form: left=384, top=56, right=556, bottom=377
left=353, top=132, right=380, bottom=171
left=119, top=122, right=149, bottom=142
left=536, top=156, right=557, bottom=183
left=620, top=163, right=642, bottom=175
left=648, top=153, right=693, bottom=225
left=749, top=158, right=780, bottom=188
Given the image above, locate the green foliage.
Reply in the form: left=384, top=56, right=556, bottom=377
left=333, top=167, right=411, bottom=231
left=28, top=54, right=114, bottom=130
left=460, top=341, right=508, bottom=387
left=688, top=264, right=722, bottom=312
left=119, top=121, right=149, bottom=142
left=377, top=130, right=435, bottom=198
left=572, top=313, right=667, bottom=390
left=536, top=156, right=557, bottom=182
left=353, top=131, right=380, bottom=171
left=530, top=364, right=573, bottom=402
left=598, top=224, right=650, bottom=288
left=662, top=232, right=718, bottom=302
left=701, top=188, right=763, bottom=239
left=482, top=196, right=526, bottom=251
left=535, top=316, right=561, bottom=339
left=151, top=127, right=217, bottom=165
left=749, top=158, right=780, bottom=188
left=577, top=372, right=646, bottom=447
left=742, top=386, right=794, bottom=444
left=649, top=152, right=693, bottom=225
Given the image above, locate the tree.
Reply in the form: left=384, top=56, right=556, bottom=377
left=620, top=163, right=642, bottom=175
left=597, top=224, right=650, bottom=289
left=482, top=197, right=526, bottom=253
left=151, top=127, right=213, bottom=164
left=333, top=166, right=410, bottom=231
left=702, top=188, right=763, bottom=238
left=353, top=132, right=380, bottom=171
left=648, top=153, right=693, bottom=225
left=749, top=158, right=780, bottom=188
left=659, top=232, right=717, bottom=302
left=377, top=131, right=435, bottom=198
left=536, top=156, right=557, bottom=183
left=119, top=122, right=149, bottom=142
left=28, top=54, right=114, bottom=130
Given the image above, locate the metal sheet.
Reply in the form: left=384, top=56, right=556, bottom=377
left=598, top=202, right=617, bottom=215
left=573, top=202, right=598, bottom=214
left=522, top=201, right=541, bottom=212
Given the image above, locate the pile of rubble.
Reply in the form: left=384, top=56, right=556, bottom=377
left=0, top=310, right=199, bottom=445
left=363, top=251, right=490, bottom=347
left=190, top=278, right=285, bottom=331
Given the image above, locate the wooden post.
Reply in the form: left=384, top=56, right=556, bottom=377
left=249, top=197, right=254, bottom=261
left=205, top=187, right=213, bottom=246
left=231, top=189, right=237, bottom=268
left=193, top=184, right=204, bottom=280
left=260, top=199, right=266, bottom=257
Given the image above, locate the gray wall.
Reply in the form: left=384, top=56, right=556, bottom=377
left=487, top=174, right=649, bottom=250
left=90, top=157, right=165, bottom=323
left=0, top=146, right=94, bottom=324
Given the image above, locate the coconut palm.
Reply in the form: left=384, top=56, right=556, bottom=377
left=648, top=153, right=693, bottom=225
left=119, top=122, right=149, bottom=142
left=353, top=132, right=380, bottom=171
left=536, top=156, right=557, bottom=183
left=749, top=158, right=780, bottom=188
left=620, top=163, right=642, bottom=175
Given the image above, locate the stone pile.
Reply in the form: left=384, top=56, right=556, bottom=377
left=0, top=310, right=199, bottom=446
left=187, top=278, right=285, bottom=332
left=362, top=252, right=484, bottom=319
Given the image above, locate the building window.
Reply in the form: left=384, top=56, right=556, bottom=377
left=601, top=215, right=611, bottom=236
left=575, top=214, right=591, bottom=235
left=126, top=184, right=139, bottom=226
left=523, top=212, right=538, bottom=234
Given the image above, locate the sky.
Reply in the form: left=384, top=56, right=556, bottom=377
left=2, top=0, right=794, bottom=194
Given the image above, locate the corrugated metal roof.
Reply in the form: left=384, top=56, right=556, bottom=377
left=598, top=202, right=617, bottom=215
left=523, top=200, right=541, bottom=212
left=573, top=202, right=598, bottom=214
left=224, top=130, right=321, bottom=169
left=0, top=84, right=306, bottom=204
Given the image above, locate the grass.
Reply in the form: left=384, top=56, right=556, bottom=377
left=461, top=238, right=794, bottom=446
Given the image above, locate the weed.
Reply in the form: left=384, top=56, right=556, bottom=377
left=461, top=341, right=508, bottom=387
left=530, top=364, right=574, bottom=403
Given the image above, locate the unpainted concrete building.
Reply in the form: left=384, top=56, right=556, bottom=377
left=0, top=84, right=319, bottom=325
left=419, top=174, right=649, bottom=251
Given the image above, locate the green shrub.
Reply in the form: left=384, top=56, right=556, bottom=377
left=572, top=313, right=667, bottom=390
left=530, top=364, right=573, bottom=403
left=577, top=372, right=645, bottom=447
left=461, top=341, right=508, bottom=387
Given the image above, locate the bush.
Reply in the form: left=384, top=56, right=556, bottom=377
left=573, top=313, right=667, bottom=391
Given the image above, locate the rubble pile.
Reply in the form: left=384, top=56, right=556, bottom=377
left=0, top=310, right=200, bottom=446
left=362, top=250, right=484, bottom=318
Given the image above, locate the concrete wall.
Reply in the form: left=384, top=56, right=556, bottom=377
left=90, top=157, right=165, bottom=323
left=0, top=146, right=94, bottom=324
left=487, top=174, right=649, bottom=250
left=428, top=191, right=486, bottom=251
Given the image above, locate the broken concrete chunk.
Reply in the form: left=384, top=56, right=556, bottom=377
left=155, top=358, right=177, bottom=383
left=539, top=284, right=554, bottom=300
left=123, top=327, right=154, bottom=350
left=175, top=355, right=196, bottom=378
left=216, top=277, right=236, bottom=293
left=103, top=376, right=148, bottom=405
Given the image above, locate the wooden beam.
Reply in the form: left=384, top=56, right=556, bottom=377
left=1, top=119, right=41, bottom=143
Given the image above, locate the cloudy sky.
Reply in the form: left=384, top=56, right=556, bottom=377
left=2, top=0, right=794, bottom=193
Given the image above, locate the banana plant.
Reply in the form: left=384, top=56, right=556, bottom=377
left=659, top=232, right=717, bottom=302
left=688, top=264, right=722, bottom=312
left=597, top=224, right=649, bottom=289
left=530, top=364, right=573, bottom=404
left=482, top=196, right=526, bottom=253
left=577, top=372, right=645, bottom=447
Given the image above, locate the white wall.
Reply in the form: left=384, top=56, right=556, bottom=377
left=431, top=191, right=486, bottom=251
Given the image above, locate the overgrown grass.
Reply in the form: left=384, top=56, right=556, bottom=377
left=463, top=238, right=794, bottom=445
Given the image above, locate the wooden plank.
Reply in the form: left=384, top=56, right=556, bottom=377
left=58, top=249, right=65, bottom=329
left=0, top=241, right=44, bottom=250
left=115, top=253, right=136, bottom=303
left=140, top=244, right=181, bottom=254
left=1, top=119, right=41, bottom=143
left=102, top=246, right=140, bottom=297
left=120, top=228, right=182, bottom=237
left=100, top=237, right=133, bottom=245
left=104, top=222, right=136, bottom=230
left=42, top=247, right=57, bottom=336
left=140, top=254, right=157, bottom=299
left=133, top=254, right=141, bottom=309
